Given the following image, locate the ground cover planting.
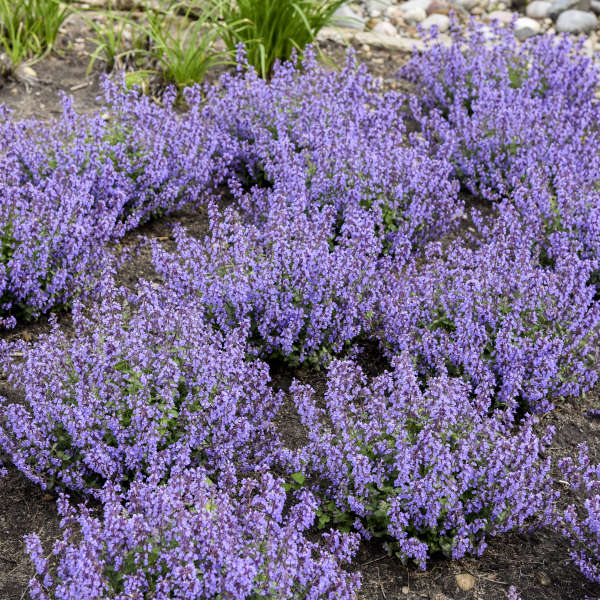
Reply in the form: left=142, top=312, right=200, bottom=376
left=3, top=8, right=600, bottom=599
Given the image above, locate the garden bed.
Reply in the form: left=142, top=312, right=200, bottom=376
left=2, top=5, right=600, bottom=600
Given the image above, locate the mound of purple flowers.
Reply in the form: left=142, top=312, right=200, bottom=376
left=0, top=279, right=281, bottom=493
left=25, top=468, right=360, bottom=599
left=287, top=353, right=556, bottom=569
left=152, top=198, right=383, bottom=365
left=377, top=212, right=600, bottom=413
left=558, top=445, right=600, bottom=584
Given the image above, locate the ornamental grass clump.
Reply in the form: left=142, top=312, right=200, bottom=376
left=153, top=198, right=383, bottom=365
left=0, top=279, right=282, bottom=494
left=217, top=0, right=346, bottom=78
left=286, top=354, right=556, bottom=569
left=25, top=468, right=361, bottom=599
left=377, top=213, right=600, bottom=413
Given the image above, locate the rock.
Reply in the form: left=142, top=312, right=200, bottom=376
left=426, top=0, right=452, bottom=13
left=536, top=572, right=551, bottom=586
left=488, top=9, right=515, bottom=23
left=367, top=0, right=393, bottom=17
left=401, top=586, right=410, bottom=595
left=526, top=0, right=552, bottom=16
left=421, top=12, right=451, bottom=29
left=591, top=0, right=600, bottom=12
left=389, top=0, right=433, bottom=15
left=556, top=8, right=598, bottom=30
left=403, top=6, right=429, bottom=21
left=332, top=5, right=366, bottom=29
left=515, top=15, right=542, bottom=34
left=453, top=0, right=479, bottom=10
left=354, top=30, right=427, bottom=49
left=455, top=573, right=476, bottom=591
left=549, top=0, right=590, bottom=19
left=371, top=20, right=398, bottom=34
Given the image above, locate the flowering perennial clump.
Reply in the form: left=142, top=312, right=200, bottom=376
left=0, top=279, right=282, bottom=493
left=25, top=468, right=361, bottom=599
left=558, top=445, right=600, bottom=584
left=153, top=198, right=383, bottom=365
left=377, top=214, right=600, bottom=413
left=286, top=354, right=556, bottom=569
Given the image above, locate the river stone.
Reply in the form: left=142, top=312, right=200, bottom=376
left=549, top=0, right=590, bottom=19
left=371, top=20, right=398, bottom=34
left=556, top=8, right=598, bottom=30
left=526, top=0, right=552, bottom=17
left=421, top=12, right=451, bottom=29
left=488, top=9, right=514, bottom=23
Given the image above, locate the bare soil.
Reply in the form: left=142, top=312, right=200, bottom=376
left=1, top=11, right=600, bottom=600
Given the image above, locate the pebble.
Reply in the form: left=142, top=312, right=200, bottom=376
left=455, top=573, right=476, bottom=591
left=366, top=0, right=394, bottom=16
left=332, top=4, right=367, bottom=29
left=371, top=20, right=399, bottom=34
left=526, top=0, right=552, bottom=17
left=426, top=0, right=451, bottom=13
left=591, top=0, right=600, bottom=12
left=453, top=0, right=480, bottom=10
left=421, top=12, right=452, bottom=28
left=556, top=8, right=598, bottom=30
left=404, top=5, right=429, bottom=21
left=515, top=15, right=542, bottom=31
left=487, top=9, right=515, bottom=23
left=549, top=0, right=590, bottom=19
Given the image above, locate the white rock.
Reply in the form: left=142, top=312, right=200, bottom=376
left=331, top=5, right=366, bottom=29
left=403, top=6, right=428, bottom=22
left=453, top=0, right=480, bottom=10
left=367, top=0, right=393, bottom=17
left=354, top=31, right=427, bottom=50
left=394, top=0, right=433, bottom=13
left=526, top=0, right=552, bottom=17
left=556, top=8, right=598, bottom=31
left=371, top=20, right=398, bottom=34
left=515, top=15, right=542, bottom=30
left=421, top=12, right=451, bottom=29
left=488, top=9, right=515, bottom=23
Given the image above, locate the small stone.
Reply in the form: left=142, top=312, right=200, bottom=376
left=426, top=0, right=451, bottom=13
left=401, top=586, right=410, bottom=595
left=488, top=9, right=515, bottom=23
left=367, top=0, right=393, bottom=17
left=526, top=0, right=553, bottom=16
left=453, top=0, right=479, bottom=9
left=403, top=6, right=429, bottom=22
left=372, top=20, right=398, bottom=34
left=537, top=571, right=551, bottom=586
left=421, top=12, right=451, bottom=28
left=471, top=5, right=484, bottom=12
left=549, top=0, right=590, bottom=19
left=591, top=0, right=600, bottom=12
left=556, top=8, right=598, bottom=31
left=455, top=573, right=476, bottom=591
left=515, top=15, right=542, bottom=33
left=331, top=5, right=367, bottom=29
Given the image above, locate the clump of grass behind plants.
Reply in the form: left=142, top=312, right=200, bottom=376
left=0, top=0, right=69, bottom=70
left=216, top=0, right=346, bottom=78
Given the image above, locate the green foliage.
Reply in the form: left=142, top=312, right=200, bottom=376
left=142, top=2, right=229, bottom=90
left=81, top=4, right=144, bottom=74
left=216, top=0, right=345, bottom=78
left=0, top=0, right=69, bottom=68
